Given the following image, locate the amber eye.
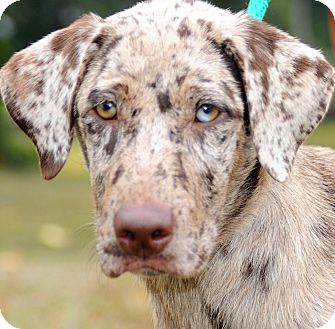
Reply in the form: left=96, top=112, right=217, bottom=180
left=196, top=104, right=220, bottom=123
left=95, top=101, right=117, bottom=120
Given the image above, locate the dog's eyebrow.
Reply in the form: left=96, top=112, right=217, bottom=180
left=87, top=89, right=117, bottom=106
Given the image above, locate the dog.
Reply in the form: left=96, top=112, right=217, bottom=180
left=1, top=0, right=334, bottom=328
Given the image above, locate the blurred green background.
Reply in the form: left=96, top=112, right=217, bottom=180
left=0, top=1, right=334, bottom=329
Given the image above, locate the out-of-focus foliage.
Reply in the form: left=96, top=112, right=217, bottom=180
left=0, top=0, right=332, bottom=61
left=0, top=0, right=334, bottom=169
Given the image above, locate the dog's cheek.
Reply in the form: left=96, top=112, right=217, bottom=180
left=78, top=115, right=120, bottom=166
left=76, top=118, right=122, bottom=213
left=189, top=121, right=242, bottom=209
left=165, top=122, right=242, bottom=271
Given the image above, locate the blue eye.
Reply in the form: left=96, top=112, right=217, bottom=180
left=96, top=101, right=117, bottom=120
left=196, top=104, right=220, bottom=123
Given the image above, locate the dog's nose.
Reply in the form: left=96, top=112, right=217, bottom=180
left=114, top=203, right=173, bottom=258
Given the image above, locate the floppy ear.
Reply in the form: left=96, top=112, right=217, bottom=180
left=0, top=14, right=104, bottom=180
left=221, top=18, right=335, bottom=182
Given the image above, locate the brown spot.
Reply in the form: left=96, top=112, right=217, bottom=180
left=220, top=81, right=235, bottom=103
left=50, top=14, right=101, bottom=68
left=259, top=258, right=271, bottom=292
left=261, top=73, right=270, bottom=106
left=242, top=256, right=272, bottom=292
left=126, top=126, right=138, bottom=146
left=112, top=165, right=125, bottom=185
left=104, top=130, right=118, bottom=156
left=94, top=174, right=105, bottom=198
left=204, top=168, right=215, bottom=201
left=177, top=18, right=192, bottom=38
left=87, top=89, right=98, bottom=105
left=318, top=100, right=327, bottom=114
left=5, top=52, right=25, bottom=79
left=202, top=302, right=226, bottom=329
left=206, top=22, right=213, bottom=32
left=197, top=19, right=205, bottom=27
left=103, top=243, right=123, bottom=257
left=98, top=34, right=123, bottom=74
left=50, top=32, right=66, bottom=53
left=93, top=33, right=106, bottom=48
left=280, top=102, right=294, bottom=121
left=155, top=163, right=167, bottom=178
left=283, top=156, right=290, bottom=164
left=51, top=33, right=78, bottom=68
left=157, top=92, right=172, bottom=113
left=87, top=121, right=104, bottom=135
left=227, top=161, right=261, bottom=219
left=293, top=56, right=313, bottom=77
left=107, top=35, right=123, bottom=50
left=147, top=82, right=157, bottom=89
left=3, top=54, right=39, bottom=100
left=247, top=20, right=285, bottom=72
left=40, top=151, right=64, bottom=180
left=243, top=262, right=254, bottom=278
left=44, top=122, right=51, bottom=130
left=131, top=108, right=141, bottom=118
left=12, top=114, right=35, bottom=140
left=315, top=59, right=331, bottom=80
left=205, top=169, right=214, bottom=188
left=176, top=75, right=186, bottom=87
left=112, top=83, right=129, bottom=96
left=35, top=79, right=45, bottom=96
left=175, top=151, right=188, bottom=189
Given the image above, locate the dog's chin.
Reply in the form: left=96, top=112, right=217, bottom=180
left=100, top=254, right=207, bottom=279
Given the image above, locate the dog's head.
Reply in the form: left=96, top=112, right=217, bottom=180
left=1, top=0, right=334, bottom=277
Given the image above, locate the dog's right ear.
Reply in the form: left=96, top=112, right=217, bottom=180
left=0, top=14, right=104, bottom=180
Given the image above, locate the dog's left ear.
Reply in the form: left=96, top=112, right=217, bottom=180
left=221, top=18, right=335, bottom=182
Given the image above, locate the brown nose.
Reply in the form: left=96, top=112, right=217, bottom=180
left=114, top=203, right=173, bottom=258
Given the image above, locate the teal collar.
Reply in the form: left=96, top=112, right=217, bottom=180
left=247, top=0, right=271, bottom=20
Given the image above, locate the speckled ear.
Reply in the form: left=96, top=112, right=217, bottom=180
left=0, top=14, right=104, bottom=180
left=222, top=19, right=335, bottom=182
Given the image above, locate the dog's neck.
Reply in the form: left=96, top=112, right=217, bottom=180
left=141, top=147, right=335, bottom=329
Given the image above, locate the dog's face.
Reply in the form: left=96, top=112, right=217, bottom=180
left=76, top=9, right=246, bottom=277
left=1, top=0, right=334, bottom=278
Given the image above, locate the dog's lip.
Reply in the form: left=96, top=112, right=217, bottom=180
left=103, top=255, right=176, bottom=277
left=125, top=256, right=173, bottom=273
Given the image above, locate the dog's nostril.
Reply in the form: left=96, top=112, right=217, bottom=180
left=152, top=230, right=162, bottom=238
left=151, top=229, right=169, bottom=240
left=120, top=230, right=136, bottom=241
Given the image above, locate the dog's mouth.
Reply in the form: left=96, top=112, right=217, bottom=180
left=98, top=232, right=214, bottom=278
left=133, top=265, right=167, bottom=276
left=100, top=252, right=178, bottom=278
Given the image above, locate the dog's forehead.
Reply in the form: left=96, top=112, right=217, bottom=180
left=101, top=0, right=236, bottom=59
left=103, top=1, right=227, bottom=47
left=83, top=0, right=243, bottom=108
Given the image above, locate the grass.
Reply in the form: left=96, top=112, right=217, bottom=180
left=305, top=119, right=335, bottom=149
left=0, top=119, right=334, bottom=329
left=0, top=146, right=152, bottom=329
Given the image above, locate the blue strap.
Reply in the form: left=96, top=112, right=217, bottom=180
left=247, top=0, right=271, bottom=21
